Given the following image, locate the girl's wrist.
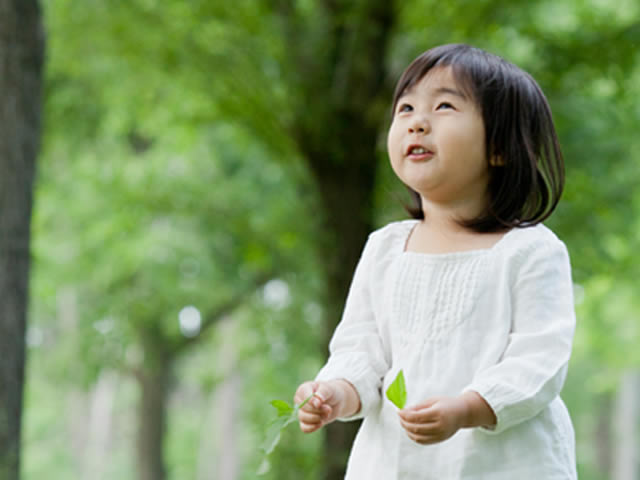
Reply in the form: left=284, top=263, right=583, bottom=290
left=458, top=391, right=497, bottom=429
left=331, top=379, right=361, bottom=417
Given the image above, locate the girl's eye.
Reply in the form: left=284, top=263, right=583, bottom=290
left=398, top=103, right=413, bottom=113
left=436, top=102, right=454, bottom=111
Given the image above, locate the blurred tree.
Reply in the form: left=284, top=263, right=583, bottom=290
left=40, top=1, right=398, bottom=478
left=0, top=0, right=45, bottom=478
left=32, top=128, right=303, bottom=479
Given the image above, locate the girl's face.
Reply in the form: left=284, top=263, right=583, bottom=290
left=387, top=66, right=490, bottom=214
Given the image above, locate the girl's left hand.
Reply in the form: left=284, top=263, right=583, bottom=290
left=397, top=396, right=468, bottom=445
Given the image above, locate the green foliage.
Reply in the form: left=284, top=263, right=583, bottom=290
left=258, top=393, right=315, bottom=475
left=262, top=400, right=299, bottom=455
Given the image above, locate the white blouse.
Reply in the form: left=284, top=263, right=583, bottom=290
left=316, top=220, right=577, bottom=479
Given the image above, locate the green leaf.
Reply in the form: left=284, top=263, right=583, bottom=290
left=386, top=369, right=407, bottom=409
left=270, top=399, right=294, bottom=417
left=262, top=416, right=288, bottom=455
left=258, top=392, right=316, bottom=475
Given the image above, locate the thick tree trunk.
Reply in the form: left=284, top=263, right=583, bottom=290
left=310, top=147, right=376, bottom=480
left=297, top=3, right=394, bottom=478
left=0, top=0, right=44, bottom=477
left=136, top=352, right=171, bottom=480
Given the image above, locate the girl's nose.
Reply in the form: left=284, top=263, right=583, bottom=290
left=408, top=115, right=430, bottom=134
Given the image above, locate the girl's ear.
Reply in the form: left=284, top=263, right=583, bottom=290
left=489, top=155, right=505, bottom=167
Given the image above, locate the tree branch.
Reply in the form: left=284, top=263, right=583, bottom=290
left=170, top=270, right=274, bottom=355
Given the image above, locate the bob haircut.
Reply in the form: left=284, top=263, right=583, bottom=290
left=391, top=43, right=564, bottom=232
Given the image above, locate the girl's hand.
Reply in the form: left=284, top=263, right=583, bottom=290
left=397, top=391, right=496, bottom=445
left=294, top=380, right=360, bottom=433
left=398, top=396, right=467, bottom=445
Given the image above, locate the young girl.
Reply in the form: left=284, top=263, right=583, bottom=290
left=294, top=44, right=577, bottom=479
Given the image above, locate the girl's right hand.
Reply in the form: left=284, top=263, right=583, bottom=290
left=294, top=380, right=349, bottom=433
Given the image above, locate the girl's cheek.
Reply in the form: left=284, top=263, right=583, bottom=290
left=386, top=134, right=394, bottom=157
left=387, top=126, right=400, bottom=152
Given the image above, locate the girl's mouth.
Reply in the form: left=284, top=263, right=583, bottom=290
left=406, top=145, right=434, bottom=161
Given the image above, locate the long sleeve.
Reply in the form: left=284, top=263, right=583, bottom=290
left=464, top=236, right=576, bottom=434
left=315, top=232, right=390, bottom=421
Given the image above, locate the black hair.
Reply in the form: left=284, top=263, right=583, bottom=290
left=391, top=43, right=564, bottom=232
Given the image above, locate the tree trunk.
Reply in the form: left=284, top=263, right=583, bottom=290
left=81, top=371, right=119, bottom=480
left=0, top=0, right=44, bottom=477
left=211, top=373, right=240, bottom=480
left=210, top=319, right=239, bottom=480
left=594, top=393, right=613, bottom=477
left=611, top=370, right=640, bottom=480
left=296, top=3, right=395, bottom=478
left=310, top=147, right=375, bottom=480
left=136, top=352, right=171, bottom=480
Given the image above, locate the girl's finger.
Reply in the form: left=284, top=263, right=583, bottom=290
left=299, top=399, right=325, bottom=414
left=294, top=381, right=318, bottom=404
left=310, top=395, right=324, bottom=409
left=405, top=431, right=440, bottom=445
left=300, top=422, right=322, bottom=434
left=398, top=417, right=437, bottom=434
left=312, top=384, right=331, bottom=405
left=398, top=407, right=436, bottom=423
left=298, top=409, right=324, bottom=425
left=400, top=422, right=428, bottom=436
